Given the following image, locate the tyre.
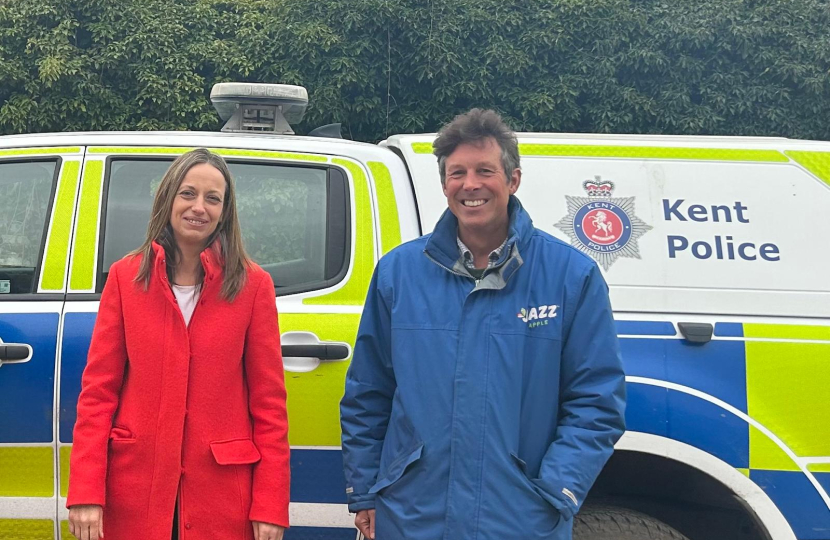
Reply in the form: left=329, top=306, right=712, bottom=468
left=574, top=505, right=690, bottom=540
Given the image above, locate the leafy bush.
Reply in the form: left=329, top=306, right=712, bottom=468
left=1, top=0, right=828, bottom=141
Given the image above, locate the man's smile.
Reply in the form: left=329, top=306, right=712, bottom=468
left=462, top=199, right=487, bottom=207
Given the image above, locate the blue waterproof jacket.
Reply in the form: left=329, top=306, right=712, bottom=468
left=341, top=197, right=626, bottom=539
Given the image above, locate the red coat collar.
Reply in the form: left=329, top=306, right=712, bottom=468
left=150, top=240, right=224, bottom=282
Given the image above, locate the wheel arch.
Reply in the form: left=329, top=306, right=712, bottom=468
left=587, top=431, right=796, bottom=540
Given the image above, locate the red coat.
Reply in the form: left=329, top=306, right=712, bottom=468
left=68, top=242, right=290, bottom=539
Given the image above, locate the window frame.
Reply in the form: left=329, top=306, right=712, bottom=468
left=92, top=155, right=351, bottom=297
left=0, top=156, right=63, bottom=300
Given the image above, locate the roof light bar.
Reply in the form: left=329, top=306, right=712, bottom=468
left=210, top=82, right=309, bottom=134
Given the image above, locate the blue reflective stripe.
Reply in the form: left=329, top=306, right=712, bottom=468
left=284, top=527, right=356, bottom=540
left=0, top=313, right=58, bottom=443
left=667, top=391, right=749, bottom=468
left=615, top=320, right=675, bottom=336
left=714, top=322, right=743, bottom=337
left=816, top=473, right=830, bottom=505
left=59, top=312, right=96, bottom=443
left=291, top=449, right=347, bottom=504
left=750, top=470, right=830, bottom=538
left=625, top=379, right=750, bottom=469
left=622, top=337, right=747, bottom=412
left=622, top=333, right=749, bottom=469
left=666, top=339, right=747, bottom=412
left=623, top=383, right=668, bottom=437
left=618, top=321, right=745, bottom=337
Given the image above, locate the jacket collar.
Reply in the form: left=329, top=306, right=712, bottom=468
left=424, top=195, right=532, bottom=286
left=151, top=240, right=224, bottom=283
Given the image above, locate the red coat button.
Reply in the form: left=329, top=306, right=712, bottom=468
left=185, top=523, right=192, bottom=530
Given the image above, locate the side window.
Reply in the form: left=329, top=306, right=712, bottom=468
left=101, top=160, right=169, bottom=274
left=0, top=160, right=58, bottom=295
left=99, top=158, right=349, bottom=295
left=232, top=162, right=338, bottom=289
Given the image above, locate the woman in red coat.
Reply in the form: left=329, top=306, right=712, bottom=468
left=67, top=149, right=290, bottom=540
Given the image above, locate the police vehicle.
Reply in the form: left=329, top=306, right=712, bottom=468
left=0, top=82, right=828, bottom=540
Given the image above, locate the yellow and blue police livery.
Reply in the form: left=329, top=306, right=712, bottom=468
left=619, top=318, right=830, bottom=538
left=396, top=131, right=830, bottom=540
left=0, top=123, right=417, bottom=539
left=1, top=84, right=830, bottom=539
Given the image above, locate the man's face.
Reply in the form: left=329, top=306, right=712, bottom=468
left=442, top=137, right=520, bottom=242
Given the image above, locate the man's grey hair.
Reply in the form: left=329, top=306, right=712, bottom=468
left=433, top=108, right=520, bottom=186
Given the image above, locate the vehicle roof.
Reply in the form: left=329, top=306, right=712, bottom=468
left=0, top=130, right=386, bottom=154
left=5, top=130, right=827, bottom=153
left=384, top=132, right=830, bottom=150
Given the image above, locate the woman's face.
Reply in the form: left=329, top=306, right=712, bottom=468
left=169, top=163, right=226, bottom=250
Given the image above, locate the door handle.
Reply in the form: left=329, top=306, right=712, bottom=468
left=0, top=338, right=33, bottom=367
left=677, top=322, right=713, bottom=344
left=281, top=331, right=352, bottom=373
left=281, top=344, right=350, bottom=360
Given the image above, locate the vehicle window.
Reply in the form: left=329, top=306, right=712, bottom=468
left=232, top=162, right=328, bottom=287
left=0, top=160, right=57, bottom=295
left=101, top=160, right=168, bottom=273
left=100, top=158, right=343, bottom=294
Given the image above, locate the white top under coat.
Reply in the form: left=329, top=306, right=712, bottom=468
left=172, top=284, right=200, bottom=326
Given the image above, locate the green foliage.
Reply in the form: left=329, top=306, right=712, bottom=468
left=1, top=0, right=828, bottom=140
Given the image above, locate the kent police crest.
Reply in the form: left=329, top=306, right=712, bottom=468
left=554, top=177, right=652, bottom=270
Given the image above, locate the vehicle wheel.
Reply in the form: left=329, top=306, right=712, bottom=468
left=574, top=505, right=689, bottom=540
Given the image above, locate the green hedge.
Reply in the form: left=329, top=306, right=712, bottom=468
left=1, top=0, right=828, bottom=141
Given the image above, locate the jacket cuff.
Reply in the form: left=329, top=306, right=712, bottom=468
left=66, top=497, right=106, bottom=509
left=249, top=503, right=290, bottom=528
left=66, top=485, right=106, bottom=509
left=347, top=493, right=376, bottom=513
left=530, top=479, right=576, bottom=521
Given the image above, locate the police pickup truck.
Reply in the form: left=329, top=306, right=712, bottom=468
left=1, top=82, right=828, bottom=540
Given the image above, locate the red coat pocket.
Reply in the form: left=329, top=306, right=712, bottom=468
left=109, top=426, right=135, bottom=441
left=209, top=438, right=262, bottom=465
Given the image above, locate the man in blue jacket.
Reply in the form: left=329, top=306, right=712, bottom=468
left=341, top=109, right=626, bottom=539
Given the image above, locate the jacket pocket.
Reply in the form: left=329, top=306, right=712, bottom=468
left=368, top=442, right=424, bottom=494
left=510, top=452, right=563, bottom=525
left=510, top=453, right=553, bottom=502
left=509, top=451, right=529, bottom=475
left=210, top=438, right=262, bottom=465
left=109, top=426, right=135, bottom=442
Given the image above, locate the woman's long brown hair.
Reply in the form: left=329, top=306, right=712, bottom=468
left=131, top=148, right=251, bottom=302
